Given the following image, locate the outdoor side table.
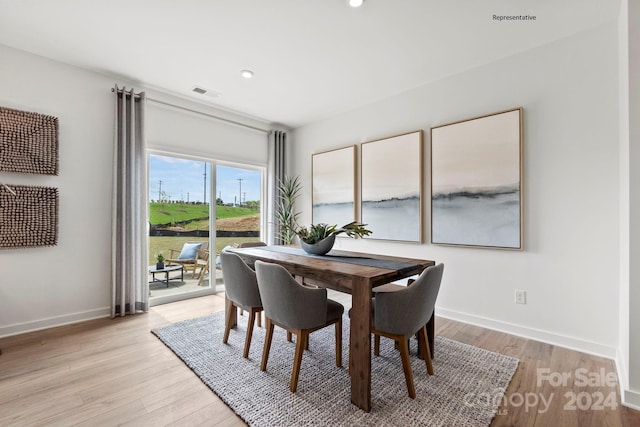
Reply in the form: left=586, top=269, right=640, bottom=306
left=149, top=265, right=184, bottom=287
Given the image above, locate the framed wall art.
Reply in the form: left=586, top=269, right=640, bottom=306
left=312, top=145, right=356, bottom=226
left=361, top=130, right=423, bottom=242
left=0, top=184, right=59, bottom=248
left=430, top=107, right=523, bottom=249
left=0, top=106, right=59, bottom=175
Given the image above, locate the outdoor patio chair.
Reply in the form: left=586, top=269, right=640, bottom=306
left=166, top=241, right=209, bottom=278
left=195, top=249, right=210, bottom=286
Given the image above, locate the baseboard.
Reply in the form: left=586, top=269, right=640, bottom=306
left=436, top=307, right=617, bottom=359
left=615, top=348, right=629, bottom=404
left=623, top=389, right=640, bottom=410
left=0, top=307, right=111, bottom=338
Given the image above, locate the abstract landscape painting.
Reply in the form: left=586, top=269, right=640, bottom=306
left=361, top=131, right=422, bottom=242
left=430, top=108, right=523, bottom=249
left=312, top=145, right=356, bottom=226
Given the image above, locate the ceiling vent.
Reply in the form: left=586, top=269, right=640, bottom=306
left=192, top=86, right=220, bottom=98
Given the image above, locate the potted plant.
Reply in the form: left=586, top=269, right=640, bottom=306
left=155, top=253, right=165, bottom=270
left=274, top=175, right=372, bottom=254
left=275, top=175, right=302, bottom=245
left=295, top=221, right=372, bottom=255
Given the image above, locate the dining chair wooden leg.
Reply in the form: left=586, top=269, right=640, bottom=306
left=260, top=318, right=275, bottom=371
left=348, top=334, right=351, bottom=376
left=393, top=339, right=411, bottom=352
left=398, top=337, right=416, bottom=399
left=257, top=312, right=262, bottom=328
left=374, top=334, right=380, bottom=356
left=290, top=330, right=307, bottom=392
left=243, top=309, right=256, bottom=358
left=418, top=326, right=434, bottom=375
left=287, top=331, right=292, bottom=342
left=223, top=304, right=236, bottom=344
left=335, top=320, right=342, bottom=367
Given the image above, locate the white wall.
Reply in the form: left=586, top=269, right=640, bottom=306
left=0, top=45, right=115, bottom=334
left=626, top=0, right=640, bottom=407
left=618, top=0, right=631, bottom=406
left=0, top=44, right=272, bottom=336
left=616, top=0, right=640, bottom=410
left=291, top=23, right=620, bottom=357
left=627, top=1, right=640, bottom=409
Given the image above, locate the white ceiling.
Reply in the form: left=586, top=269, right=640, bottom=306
left=0, top=0, right=620, bottom=128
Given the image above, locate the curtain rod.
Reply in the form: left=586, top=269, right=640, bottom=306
left=112, top=87, right=271, bottom=134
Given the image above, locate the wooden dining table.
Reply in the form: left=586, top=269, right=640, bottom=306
left=229, top=245, right=435, bottom=412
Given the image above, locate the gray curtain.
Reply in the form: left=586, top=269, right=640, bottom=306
left=111, top=85, right=148, bottom=317
left=269, top=130, right=286, bottom=245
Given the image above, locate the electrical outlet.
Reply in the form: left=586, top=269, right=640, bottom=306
left=515, top=289, right=527, bottom=304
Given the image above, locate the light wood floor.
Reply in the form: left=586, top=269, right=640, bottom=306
left=1, top=293, right=638, bottom=426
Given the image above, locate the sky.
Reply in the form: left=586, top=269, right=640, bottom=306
left=149, top=155, right=261, bottom=204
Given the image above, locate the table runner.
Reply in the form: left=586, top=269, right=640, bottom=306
left=252, top=245, right=423, bottom=275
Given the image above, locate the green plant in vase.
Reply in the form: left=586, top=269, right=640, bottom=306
left=295, top=221, right=371, bottom=255
left=155, top=253, right=165, bottom=270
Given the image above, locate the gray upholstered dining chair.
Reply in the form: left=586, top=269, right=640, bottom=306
left=371, top=263, right=444, bottom=399
left=220, top=251, right=264, bottom=358
left=254, top=260, right=344, bottom=393
left=236, top=241, right=266, bottom=317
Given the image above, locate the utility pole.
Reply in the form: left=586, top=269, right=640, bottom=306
left=203, top=164, right=207, bottom=204
left=237, top=178, right=243, bottom=207
left=158, top=180, right=162, bottom=201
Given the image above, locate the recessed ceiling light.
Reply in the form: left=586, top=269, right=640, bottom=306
left=241, top=69, right=254, bottom=79
left=349, top=0, right=364, bottom=7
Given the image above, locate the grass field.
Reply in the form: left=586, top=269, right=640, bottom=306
left=149, top=202, right=261, bottom=264
left=150, top=202, right=259, bottom=228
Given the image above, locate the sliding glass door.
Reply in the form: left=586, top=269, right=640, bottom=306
left=148, top=153, right=263, bottom=305
left=215, top=165, right=262, bottom=250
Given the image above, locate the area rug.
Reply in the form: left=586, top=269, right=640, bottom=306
left=152, top=312, right=518, bottom=426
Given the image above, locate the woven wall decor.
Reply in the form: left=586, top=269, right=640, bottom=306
left=0, top=106, right=59, bottom=175
left=0, top=184, right=58, bottom=248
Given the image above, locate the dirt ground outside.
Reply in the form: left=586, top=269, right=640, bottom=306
left=164, top=214, right=259, bottom=233
left=215, top=214, right=259, bottom=232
